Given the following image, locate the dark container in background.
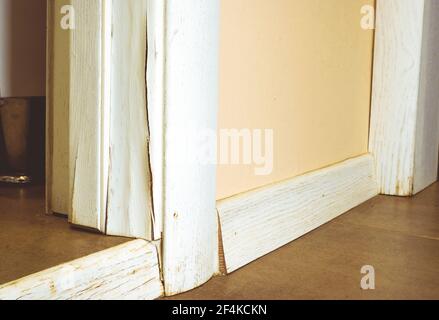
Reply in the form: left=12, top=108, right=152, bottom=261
left=0, top=97, right=45, bottom=185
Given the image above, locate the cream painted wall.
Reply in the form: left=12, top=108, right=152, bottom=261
left=217, top=0, right=375, bottom=200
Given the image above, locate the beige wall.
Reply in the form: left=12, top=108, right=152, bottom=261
left=218, top=0, right=375, bottom=199
left=0, top=0, right=46, bottom=97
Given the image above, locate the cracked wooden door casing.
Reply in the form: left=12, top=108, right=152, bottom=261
left=52, top=0, right=220, bottom=296
left=54, top=0, right=156, bottom=240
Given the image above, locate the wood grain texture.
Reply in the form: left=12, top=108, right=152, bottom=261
left=46, top=0, right=70, bottom=215
left=69, top=0, right=105, bottom=230
left=160, top=0, right=220, bottom=295
left=0, top=240, right=163, bottom=300
left=413, top=0, right=439, bottom=194
left=105, top=0, right=155, bottom=240
left=67, top=0, right=157, bottom=237
left=217, top=155, right=379, bottom=273
left=370, top=0, right=439, bottom=196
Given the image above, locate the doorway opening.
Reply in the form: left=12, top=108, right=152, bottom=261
left=0, top=0, right=46, bottom=184
left=0, top=0, right=128, bottom=286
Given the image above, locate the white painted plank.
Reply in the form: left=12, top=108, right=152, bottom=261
left=105, top=0, right=155, bottom=240
left=413, top=0, right=439, bottom=194
left=370, top=0, right=439, bottom=196
left=0, top=240, right=163, bottom=300
left=217, top=155, right=379, bottom=273
left=69, top=0, right=105, bottom=230
left=160, top=0, right=220, bottom=295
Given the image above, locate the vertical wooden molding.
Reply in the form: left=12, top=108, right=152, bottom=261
left=69, top=0, right=105, bottom=230
left=67, top=0, right=157, bottom=238
left=413, top=0, right=439, bottom=194
left=46, top=0, right=71, bottom=215
left=45, top=0, right=54, bottom=214
left=100, top=0, right=112, bottom=232
left=149, top=0, right=220, bottom=295
left=106, top=0, right=155, bottom=240
left=146, top=0, right=166, bottom=242
left=370, top=0, right=439, bottom=196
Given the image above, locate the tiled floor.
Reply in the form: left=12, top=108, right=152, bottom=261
left=1, top=183, right=438, bottom=299
left=169, top=183, right=439, bottom=300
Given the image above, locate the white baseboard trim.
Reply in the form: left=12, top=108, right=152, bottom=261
left=217, top=154, right=379, bottom=273
left=0, top=240, right=163, bottom=300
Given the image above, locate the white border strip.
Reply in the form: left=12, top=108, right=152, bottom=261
left=218, top=154, right=379, bottom=273
left=0, top=240, right=163, bottom=300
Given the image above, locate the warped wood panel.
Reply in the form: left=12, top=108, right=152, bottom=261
left=159, top=0, right=220, bottom=295
left=0, top=240, right=163, bottom=300
left=106, top=0, right=155, bottom=240
left=69, top=0, right=105, bottom=230
left=370, top=0, right=439, bottom=196
left=68, top=0, right=157, bottom=237
left=218, top=155, right=379, bottom=273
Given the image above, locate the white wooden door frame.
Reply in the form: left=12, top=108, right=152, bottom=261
left=61, top=0, right=156, bottom=240
left=69, top=0, right=107, bottom=232
left=48, top=0, right=220, bottom=296
left=44, top=0, right=439, bottom=298
left=147, top=0, right=220, bottom=296
left=369, top=0, right=439, bottom=196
